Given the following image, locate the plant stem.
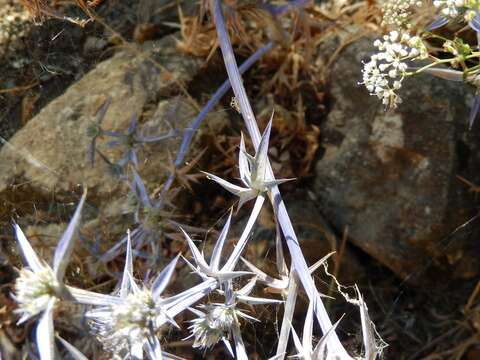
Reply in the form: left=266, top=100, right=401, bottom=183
left=211, top=1, right=352, bottom=358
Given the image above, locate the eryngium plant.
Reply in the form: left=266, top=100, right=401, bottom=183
left=10, top=1, right=386, bottom=359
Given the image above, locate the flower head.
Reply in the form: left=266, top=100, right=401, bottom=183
left=189, top=303, right=237, bottom=349
left=88, top=287, right=168, bottom=358
left=381, top=0, right=422, bottom=28
left=14, top=265, right=60, bottom=323
left=12, top=190, right=87, bottom=360
left=86, top=232, right=217, bottom=359
left=188, top=276, right=281, bottom=356
left=362, top=31, right=427, bottom=109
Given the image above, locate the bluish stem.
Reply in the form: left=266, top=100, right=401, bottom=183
left=157, top=0, right=304, bottom=205
left=158, top=42, right=274, bottom=205
left=211, top=0, right=352, bottom=357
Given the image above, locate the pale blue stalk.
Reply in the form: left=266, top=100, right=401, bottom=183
left=210, top=1, right=352, bottom=357
left=220, top=195, right=265, bottom=272
left=158, top=43, right=273, bottom=205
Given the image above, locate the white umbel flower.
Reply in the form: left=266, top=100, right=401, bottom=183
left=362, top=31, right=428, bottom=109
left=381, top=0, right=423, bottom=28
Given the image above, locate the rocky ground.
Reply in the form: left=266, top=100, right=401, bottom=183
left=0, top=1, right=479, bottom=359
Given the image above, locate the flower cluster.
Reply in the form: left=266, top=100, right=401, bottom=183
left=14, top=266, right=59, bottom=322
left=381, top=0, right=422, bottom=28
left=10, top=3, right=387, bottom=359
left=365, top=0, right=480, bottom=126
left=362, top=31, right=428, bottom=108
left=11, top=105, right=382, bottom=360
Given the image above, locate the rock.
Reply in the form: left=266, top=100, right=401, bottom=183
left=229, top=190, right=366, bottom=286
left=0, top=32, right=229, bottom=262
left=314, top=35, right=480, bottom=282
left=83, top=36, right=108, bottom=53
left=0, top=34, right=204, bottom=197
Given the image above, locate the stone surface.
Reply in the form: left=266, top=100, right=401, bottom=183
left=229, top=190, right=366, bottom=285
left=0, top=33, right=229, bottom=263
left=314, top=36, right=480, bottom=282
left=0, top=34, right=206, bottom=198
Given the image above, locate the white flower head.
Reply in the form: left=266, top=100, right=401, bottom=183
left=381, top=0, right=422, bottom=28
left=188, top=275, right=282, bottom=356
left=11, top=190, right=87, bottom=360
left=85, top=231, right=218, bottom=359
left=88, top=287, right=169, bottom=357
left=362, top=31, right=428, bottom=109
left=189, top=303, right=236, bottom=349
left=14, top=265, right=60, bottom=323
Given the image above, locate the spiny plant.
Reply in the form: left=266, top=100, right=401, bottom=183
left=9, top=1, right=387, bottom=359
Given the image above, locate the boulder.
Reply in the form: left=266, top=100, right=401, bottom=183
left=229, top=190, right=366, bottom=286
left=0, top=34, right=210, bottom=199
left=0, top=34, right=229, bottom=266
left=314, top=36, right=480, bottom=282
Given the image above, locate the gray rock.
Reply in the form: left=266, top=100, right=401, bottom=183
left=83, top=36, right=108, bottom=53
left=229, top=190, right=366, bottom=285
left=0, top=34, right=204, bottom=198
left=0, top=33, right=229, bottom=266
left=314, top=36, right=479, bottom=282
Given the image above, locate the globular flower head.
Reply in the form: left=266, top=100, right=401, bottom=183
left=113, top=288, right=160, bottom=333
left=13, top=190, right=87, bottom=321
left=14, top=265, right=59, bottom=323
left=11, top=190, right=87, bottom=360
left=87, top=232, right=217, bottom=359
left=88, top=287, right=168, bottom=357
left=189, top=303, right=237, bottom=349
left=188, top=275, right=282, bottom=356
